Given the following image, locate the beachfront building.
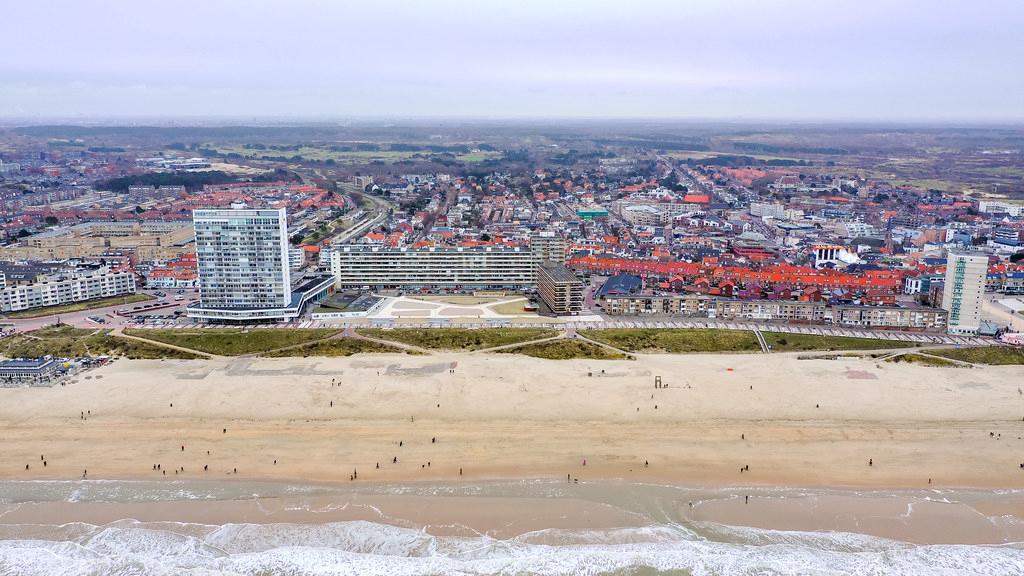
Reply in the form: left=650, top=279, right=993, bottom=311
left=330, top=245, right=535, bottom=289
left=529, top=230, right=567, bottom=265
left=942, top=250, right=989, bottom=335
left=0, top=358, right=60, bottom=387
left=536, top=263, right=584, bottom=315
left=599, top=293, right=948, bottom=330
left=188, top=205, right=334, bottom=322
left=0, top=264, right=137, bottom=313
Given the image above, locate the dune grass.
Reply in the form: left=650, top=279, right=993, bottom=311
left=928, top=346, right=1024, bottom=365
left=499, top=339, right=626, bottom=360
left=125, top=328, right=339, bottom=356
left=581, top=329, right=761, bottom=353
left=762, top=332, right=912, bottom=352
left=884, top=353, right=960, bottom=367
left=263, top=337, right=410, bottom=357
left=0, top=325, right=198, bottom=359
left=357, top=328, right=557, bottom=350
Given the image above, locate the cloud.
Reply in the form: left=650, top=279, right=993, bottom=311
left=1, top=0, right=1021, bottom=119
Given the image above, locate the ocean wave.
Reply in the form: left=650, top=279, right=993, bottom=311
left=2, top=520, right=1023, bottom=576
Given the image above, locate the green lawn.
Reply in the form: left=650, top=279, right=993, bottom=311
left=0, top=325, right=198, bottom=359
left=581, top=329, right=761, bottom=353
left=762, top=332, right=912, bottom=352
left=499, top=339, right=626, bottom=360
left=490, top=300, right=532, bottom=315
left=125, top=328, right=339, bottom=355
left=263, top=337, right=411, bottom=357
left=357, top=328, right=557, bottom=350
left=2, top=293, right=153, bottom=319
left=928, top=346, right=1024, bottom=365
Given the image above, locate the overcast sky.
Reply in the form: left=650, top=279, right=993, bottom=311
left=2, top=0, right=1022, bottom=121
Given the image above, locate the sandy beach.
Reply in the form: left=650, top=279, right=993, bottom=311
left=2, top=351, right=1023, bottom=489
left=3, top=351, right=1024, bottom=574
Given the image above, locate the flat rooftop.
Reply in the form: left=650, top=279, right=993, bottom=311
left=539, top=263, right=582, bottom=284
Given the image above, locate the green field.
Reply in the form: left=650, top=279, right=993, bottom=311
left=2, top=294, right=153, bottom=319
left=125, top=328, right=339, bottom=356
left=208, top=145, right=500, bottom=165
left=928, top=346, right=1024, bottom=365
left=357, top=328, right=557, bottom=350
left=0, top=325, right=198, bottom=359
left=490, top=300, right=532, bottom=315
left=762, top=332, right=912, bottom=352
left=581, top=329, right=761, bottom=353
left=499, top=339, right=626, bottom=360
left=263, top=337, right=410, bottom=357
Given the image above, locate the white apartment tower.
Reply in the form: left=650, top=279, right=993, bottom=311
left=192, top=205, right=291, bottom=313
left=941, top=250, right=988, bottom=335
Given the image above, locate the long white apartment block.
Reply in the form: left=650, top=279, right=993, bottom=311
left=0, top=267, right=136, bottom=313
left=330, top=245, right=535, bottom=289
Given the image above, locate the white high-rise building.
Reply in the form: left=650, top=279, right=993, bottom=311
left=941, top=250, right=988, bottom=335
left=189, top=205, right=294, bottom=322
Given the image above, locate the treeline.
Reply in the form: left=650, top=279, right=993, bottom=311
left=734, top=142, right=849, bottom=155
left=551, top=149, right=616, bottom=165
left=98, top=168, right=301, bottom=192
left=98, top=171, right=240, bottom=192
left=684, top=155, right=810, bottom=167
left=593, top=138, right=711, bottom=152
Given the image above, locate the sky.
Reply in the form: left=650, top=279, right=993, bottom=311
left=2, top=0, right=1022, bottom=121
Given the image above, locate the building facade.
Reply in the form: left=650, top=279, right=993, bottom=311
left=0, top=221, right=193, bottom=261
left=536, top=263, right=584, bottom=315
left=189, top=206, right=304, bottom=322
left=0, top=266, right=136, bottom=313
left=599, top=293, right=947, bottom=330
left=529, top=231, right=567, bottom=265
left=942, top=250, right=988, bottom=335
left=330, top=246, right=535, bottom=289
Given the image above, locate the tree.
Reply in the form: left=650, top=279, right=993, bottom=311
left=44, top=216, right=59, bottom=226
left=1011, top=251, right=1024, bottom=264
left=17, top=228, right=31, bottom=238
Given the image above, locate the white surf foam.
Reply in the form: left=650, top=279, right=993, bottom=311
left=2, top=520, right=1024, bottom=576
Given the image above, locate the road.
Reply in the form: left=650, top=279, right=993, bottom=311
left=2, top=289, right=199, bottom=332
left=983, top=296, right=1024, bottom=332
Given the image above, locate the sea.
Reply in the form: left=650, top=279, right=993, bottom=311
left=1, top=479, right=1022, bottom=575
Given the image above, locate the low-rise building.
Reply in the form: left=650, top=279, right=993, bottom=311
left=0, top=265, right=137, bottom=313
left=0, top=221, right=193, bottom=261
left=0, top=358, right=60, bottom=387
left=599, top=293, right=947, bottom=330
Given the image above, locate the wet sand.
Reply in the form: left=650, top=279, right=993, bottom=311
left=2, top=480, right=1024, bottom=545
